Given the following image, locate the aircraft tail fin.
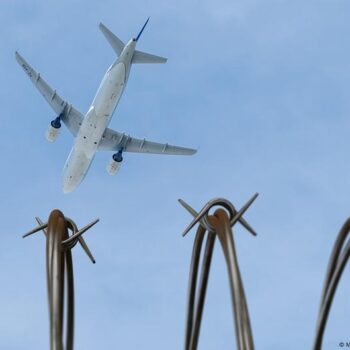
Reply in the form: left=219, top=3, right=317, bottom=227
left=135, top=17, right=150, bottom=41
left=132, top=50, right=167, bottom=64
left=99, top=23, right=125, bottom=56
left=131, top=18, right=166, bottom=63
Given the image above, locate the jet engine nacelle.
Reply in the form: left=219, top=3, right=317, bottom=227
left=107, top=152, right=123, bottom=175
left=46, top=118, right=62, bottom=142
left=46, top=125, right=60, bottom=142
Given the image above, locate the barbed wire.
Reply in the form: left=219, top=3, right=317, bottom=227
left=23, top=209, right=98, bottom=350
left=179, top=195, right=258, bottom=350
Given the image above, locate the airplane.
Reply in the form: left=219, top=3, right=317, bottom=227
left=16, top=18, right=196, bottom=193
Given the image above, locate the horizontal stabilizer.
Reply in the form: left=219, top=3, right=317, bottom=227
left=99, top=23, right=125, bottom=56
left=132, top=50, right=167, bottom=64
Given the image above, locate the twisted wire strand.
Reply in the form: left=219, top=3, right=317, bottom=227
left=184, top=225, right=206, bottom=350
left=47, top=214, right=66, bottom=350
left=184, top=226, right=216, bottom=350
left=313, top=218, right=350, bottom=350
left=210, top=209, right=254, bottom=350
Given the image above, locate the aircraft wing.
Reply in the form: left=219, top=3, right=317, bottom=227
left=98, top=128, right=197, bottom=156
left=15, top=52, right=83, bottom=136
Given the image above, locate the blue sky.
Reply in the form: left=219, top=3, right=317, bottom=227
left=1, top=0, right=350, bottom=349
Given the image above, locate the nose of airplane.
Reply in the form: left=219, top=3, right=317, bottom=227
left=63, top=184, right=73, bottom=194
left=62, top=147, right=90, bottom=193
left=63, top=173, right=79, bottom=194
left=63, top=178, right=75, bottom=194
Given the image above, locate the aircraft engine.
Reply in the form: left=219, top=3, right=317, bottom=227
left=107, top=151, right=123, bottom=175
left=46, top=117, right=62, bottom=142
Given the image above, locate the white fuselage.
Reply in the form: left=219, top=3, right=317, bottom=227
left=63, top=40, right=136, bottom=193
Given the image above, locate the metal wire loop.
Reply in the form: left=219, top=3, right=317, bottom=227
left=179, top=193, right=258, bottom=236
